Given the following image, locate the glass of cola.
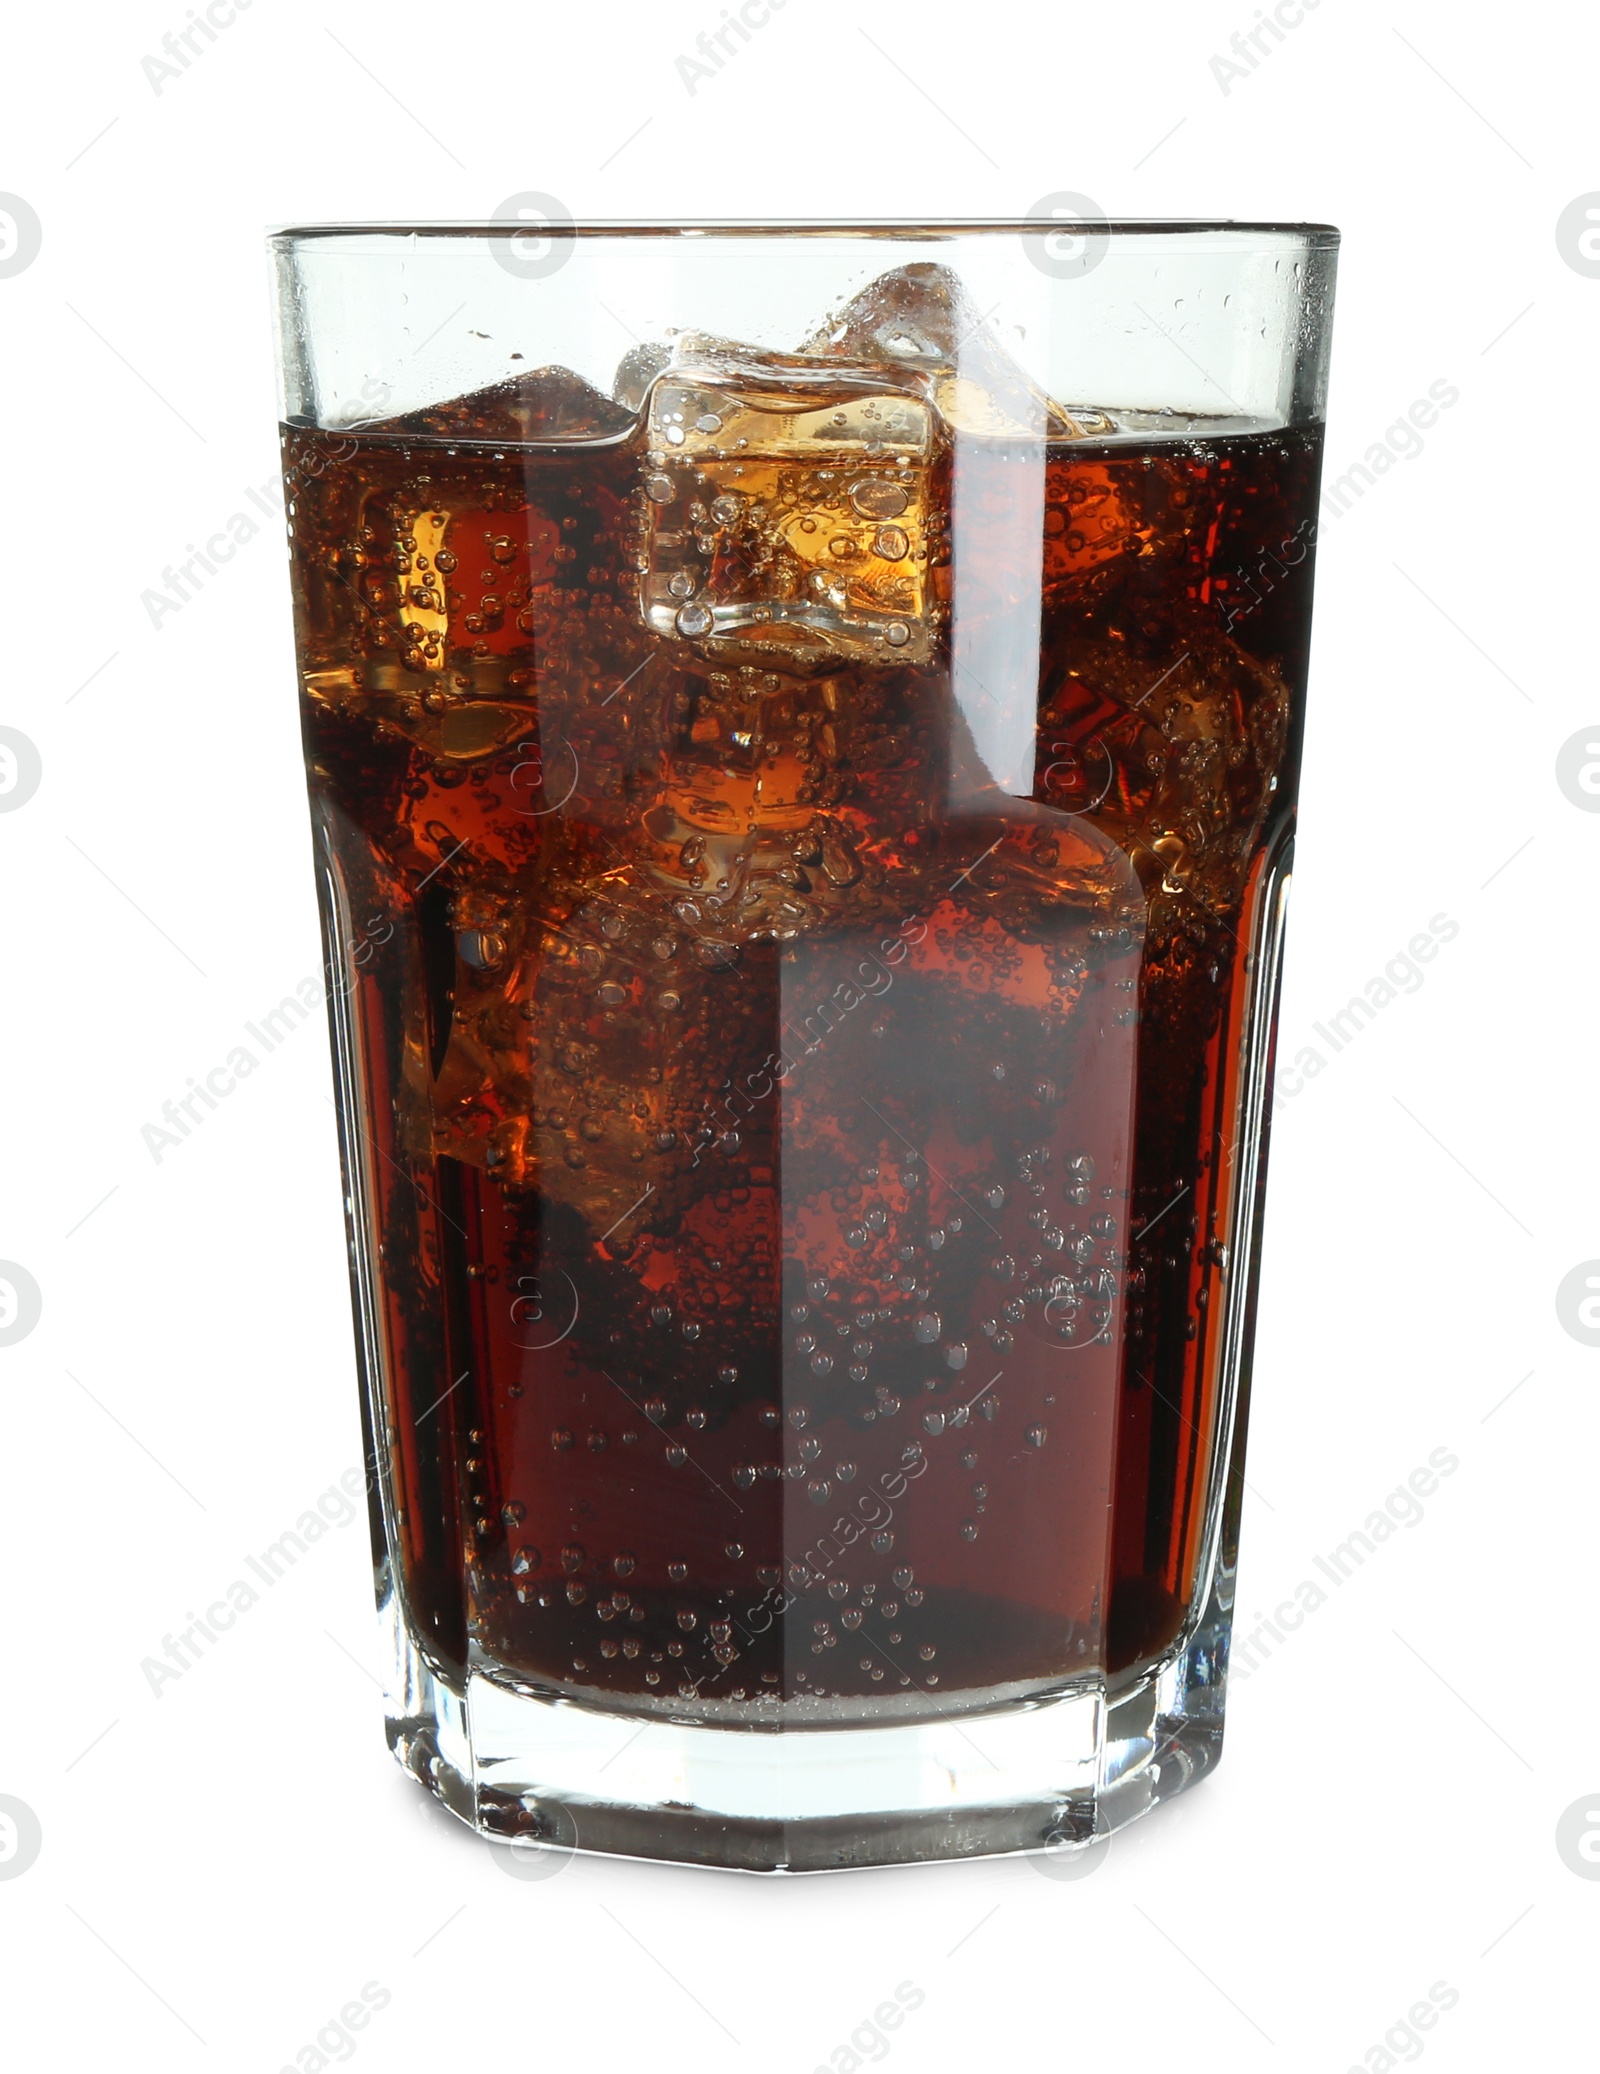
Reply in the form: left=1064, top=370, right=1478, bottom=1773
left=269, top=217, right=1337, bottom=1871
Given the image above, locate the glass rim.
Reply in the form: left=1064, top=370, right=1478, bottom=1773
left=268, top=217, right=1340, bottom=247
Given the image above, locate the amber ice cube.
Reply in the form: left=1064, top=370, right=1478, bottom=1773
left=641, top=342, right=941, bottom=667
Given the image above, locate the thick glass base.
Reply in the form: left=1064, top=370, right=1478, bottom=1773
left=381, top=1567, right=1231, bottom=1874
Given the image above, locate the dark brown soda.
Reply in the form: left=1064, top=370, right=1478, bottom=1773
left=283, top=363, right=1319, bottom=1718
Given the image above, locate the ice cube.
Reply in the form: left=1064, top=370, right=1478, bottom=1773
left=805, top=263, right=1116, bottom=442
left=808, top=268, right=1067, bottom=787
left=613, top=342, right=671, bottom=413
left=635, top=269, right=1123, bottom=687
left=640, top=338, right=940, bottom=667
left=803, top=260, right=974, bottom=368
left=1033, top=607, right=1290, bottom=915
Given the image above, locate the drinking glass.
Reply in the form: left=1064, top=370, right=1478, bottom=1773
left=269, top=217, right=1337, bottom=1871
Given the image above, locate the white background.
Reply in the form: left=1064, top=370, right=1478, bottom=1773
left=1, top=1, right=1595, bottom=2067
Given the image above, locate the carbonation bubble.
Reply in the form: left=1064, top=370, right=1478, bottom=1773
left=645, top=475, right=674, bottom=503
left=675, top=602, right=714, bottom=636
left=885, top=622, right=911, bottom=647
left=850, top=480, right=909, bottom=519
left=914, top=1312, right=941, bottom=1343
left=874, top=525, right=909, bottom=561
left=1026, top=1425, right=1048, bottom=1448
